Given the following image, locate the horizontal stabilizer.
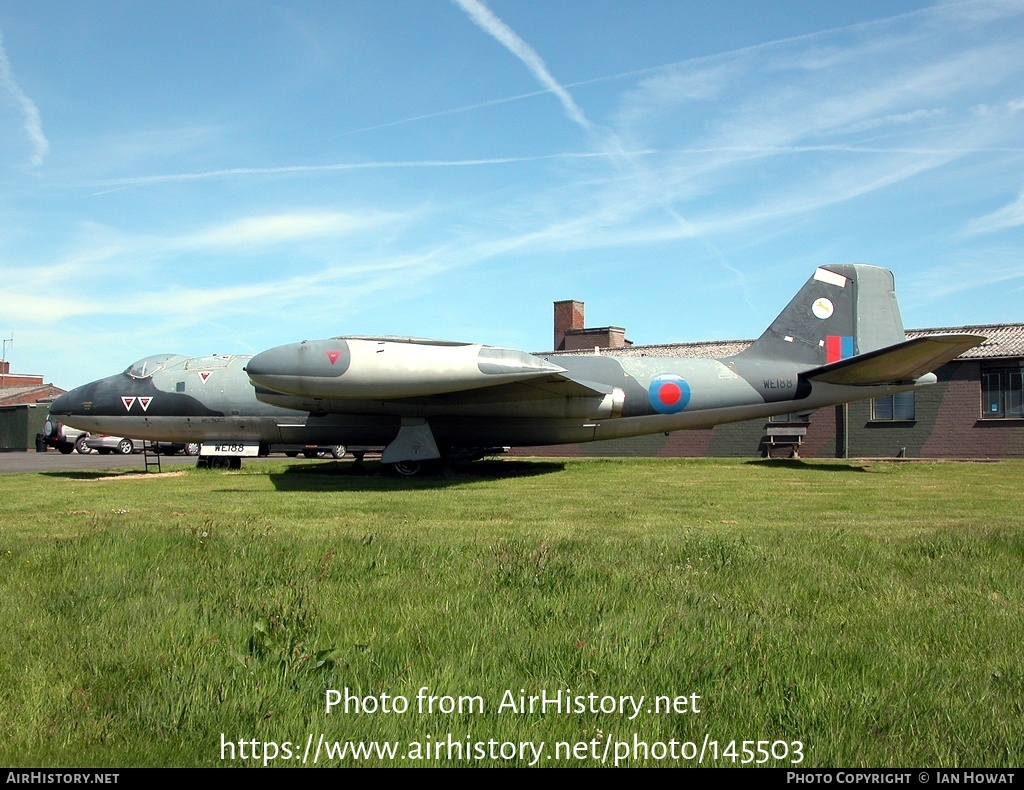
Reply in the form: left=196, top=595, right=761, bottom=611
left=804, top=333, right=985, bottom=385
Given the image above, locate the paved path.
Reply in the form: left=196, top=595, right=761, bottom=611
left=0, top=451, right=217, bottom=475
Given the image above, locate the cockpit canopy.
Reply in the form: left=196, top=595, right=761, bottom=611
left=124, top=354, right=188, bottom=379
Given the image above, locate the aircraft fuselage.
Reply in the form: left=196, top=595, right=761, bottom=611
left=47, top=265, right=983, bottom=466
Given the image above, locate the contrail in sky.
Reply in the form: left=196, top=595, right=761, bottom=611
left=348, top=2, right=949, bottom=139
left=0, top=27, right=49, bottom=166
left=90, top=151, right=634, bottom=189
left=452, top=0, right=593, bottom=132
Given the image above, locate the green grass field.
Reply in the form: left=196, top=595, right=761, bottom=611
left=0, top=457, right=1020, bottom=767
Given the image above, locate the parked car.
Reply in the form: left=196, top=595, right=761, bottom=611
left=40, top=417, right=90, bottom=454
left=153, top=442, right=201, bottom=456
left=85, top=435, right=145, bottom=455
left=273, top=444, right=351, bottom=459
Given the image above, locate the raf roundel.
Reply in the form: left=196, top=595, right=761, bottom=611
left=649, top=373, right=691, bottom=414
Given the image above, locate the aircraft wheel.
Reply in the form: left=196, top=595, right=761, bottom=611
left=201, top=456, right=242, bottom=470
left=117, top=438, right=134, bottom=454
left=390, top=460, right=423, bottom=477
left=74, top=435, right=92, bottom=454
left=58, top=442, right=74, bottom=455
left=184, top=443, right=200, bottom=456
left=330, top=445, right=346, bottom=459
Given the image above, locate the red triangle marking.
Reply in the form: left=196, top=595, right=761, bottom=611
left=138, top=397, right=153, bottom=412
left=198, top=371, right=212, bottom=383
left=121, top=396, right=136, bottom=411
left=326, top=351, right=341, bottom=365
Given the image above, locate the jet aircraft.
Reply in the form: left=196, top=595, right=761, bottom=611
left=49, top=264, right=984, bottom=474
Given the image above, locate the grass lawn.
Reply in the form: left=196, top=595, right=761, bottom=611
left=0, top=457, right=1020, bottom=767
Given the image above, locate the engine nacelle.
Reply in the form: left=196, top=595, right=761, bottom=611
left=246, top=336, right=567, bottom=400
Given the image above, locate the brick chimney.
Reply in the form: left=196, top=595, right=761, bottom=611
left=553, top=300, right=585, bottom=351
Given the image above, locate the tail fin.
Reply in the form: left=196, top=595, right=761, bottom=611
left=738, top=264, right=906, bottom=366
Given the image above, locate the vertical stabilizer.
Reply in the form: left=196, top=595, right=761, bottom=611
left=738, top=264, right=906, bottom=366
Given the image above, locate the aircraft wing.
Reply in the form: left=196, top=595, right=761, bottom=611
left=404, top=372, right=615, bottom=404
left=803, top=333, right=985, bottom=386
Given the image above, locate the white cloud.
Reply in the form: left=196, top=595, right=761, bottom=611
left=904, top=254, right=1024, bottom=303
left=0, top=27, right=48, bottom=167
left=964, top=190, right=1024, bottom=236
left=184, top=211, right=402, bottom=248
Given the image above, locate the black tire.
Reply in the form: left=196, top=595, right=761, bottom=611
left=390, top=460, right=422, bottom=477
left=285, top=451, right=299, bottom=457
left=74, top=435, right=92, bottom=454
left=117, top=438, right=134, bottom=454
left=58, top=442, right=74, bottom=455
left=185, top=443, right=200, bottom=456
left=330, top=445, right=346, bottom=459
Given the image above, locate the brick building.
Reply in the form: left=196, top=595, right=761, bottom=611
left=553, top=299, right=631, bottom=352
left=0, top=361, right=65, bottom=407
left=0, top=362, right=66, bottom=451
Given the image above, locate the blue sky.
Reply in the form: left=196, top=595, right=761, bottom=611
left=1, top=0, right=1022, bottom=387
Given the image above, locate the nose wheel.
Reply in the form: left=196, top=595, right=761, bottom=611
left=390, top=460, right=423, bottom=477
left=196, top=456, right=242, bottom=470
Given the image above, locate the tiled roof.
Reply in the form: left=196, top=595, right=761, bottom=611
left=548, top=339, right=753, bottom=359
left=905, top=324, right=1024, bottom=359
left=0, top=384, right=64, bottom=406
left=0, top=386, right=49, bottom=400
left=546, top=323, right=1024, bottom=361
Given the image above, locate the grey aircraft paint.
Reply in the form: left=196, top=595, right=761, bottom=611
left=49, top=265, right=984, bottom=472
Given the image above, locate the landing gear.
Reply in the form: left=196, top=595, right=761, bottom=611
left=384, top=459, right=446, bottom=477
left=390, top=460, right=423, bottom=477
left=196, top=456, right=242, bottom=470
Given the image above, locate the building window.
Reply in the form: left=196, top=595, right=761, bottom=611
left=871, top=391, right=915, bottom=421
left=982, top=366, right=1023, bottom=419
left=769, top=412, right=811, bottom=424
